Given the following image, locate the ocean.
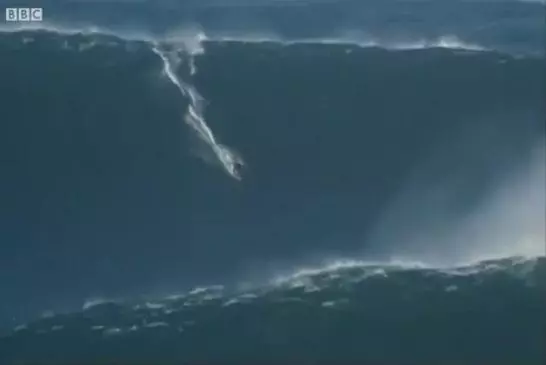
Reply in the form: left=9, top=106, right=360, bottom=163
left=2, top=258, right=546, bottom=364
left=0, top=1, right=545, bottom=363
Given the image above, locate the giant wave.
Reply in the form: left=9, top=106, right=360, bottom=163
left=0, top=25, right=544, bottom=364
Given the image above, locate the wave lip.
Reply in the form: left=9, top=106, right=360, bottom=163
left=0, top=24, right=493, bottom=53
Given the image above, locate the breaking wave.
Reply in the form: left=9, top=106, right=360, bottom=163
left=0, top=20, right=544, bottom=363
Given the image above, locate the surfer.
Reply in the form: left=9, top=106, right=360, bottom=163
left=233, top=160, right=244, bottom=179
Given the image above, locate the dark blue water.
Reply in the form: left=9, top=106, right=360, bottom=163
left=2, top=257, right=545, bottom=364
left=0, top=0, right=545, bottom=363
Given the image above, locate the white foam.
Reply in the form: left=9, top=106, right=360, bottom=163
left=445, top=285, right=458, bottom=292
left=239, top=293, right=258, bottom=300
left=215, top=34, right=486, bottom=52
left=13, top=324, right=27, bottom=332
left=188, top=285, right=224, bottom=295
left=222, top=298, right=240, bottom=307
left=272, top=258, right=423, bottom=287
left=145, top=321, right=169, bottom=328
left=82, top=298, right=114, bottom=310
left=164, top=293, right=187, bottom=301
left=141, top=302, right=166, bottom=310
left=103, top=327, right=122, bottom=336
left=222, top=292, right=258, bottom=306
left=0, top=23, right=491, bottom=53
left=390, top=36, right=485, bottom=51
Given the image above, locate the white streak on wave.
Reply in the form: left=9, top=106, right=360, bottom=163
left=151, top=46, right=244, bottom=180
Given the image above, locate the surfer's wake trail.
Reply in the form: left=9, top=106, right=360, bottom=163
left=152, top=44, right=244, bottom=181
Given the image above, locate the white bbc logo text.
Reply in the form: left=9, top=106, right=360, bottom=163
left=5, top=8, right=43, bottom=22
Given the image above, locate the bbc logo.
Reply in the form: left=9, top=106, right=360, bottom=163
left=5, top=8, right=43, bottom=22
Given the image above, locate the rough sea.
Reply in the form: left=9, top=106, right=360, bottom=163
left=0, top=1, right=545, bottom=364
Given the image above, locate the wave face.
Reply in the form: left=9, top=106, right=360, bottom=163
left=0, top=20, right=544, bottom=364
left=1, top=257, right=545, bottom=364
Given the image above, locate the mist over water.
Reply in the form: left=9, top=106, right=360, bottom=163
left=365, top=111, right=545, bottom=265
